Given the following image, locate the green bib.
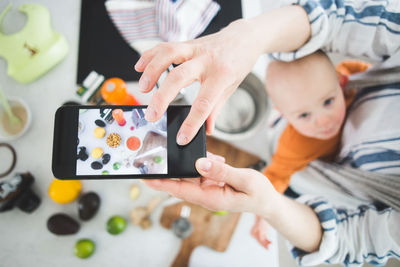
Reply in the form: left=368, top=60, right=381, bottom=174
left=0, top=3, right=68, bottom=83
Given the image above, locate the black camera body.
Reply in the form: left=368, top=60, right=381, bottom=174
left=0, top=172, right=41, bottom=213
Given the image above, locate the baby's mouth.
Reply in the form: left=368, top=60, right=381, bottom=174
left=320, top=126, right=337, bottom=137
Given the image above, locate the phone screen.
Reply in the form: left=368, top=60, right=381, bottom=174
left=76, top=107, right=167, bottom=176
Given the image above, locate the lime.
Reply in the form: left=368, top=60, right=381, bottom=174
left=213, top=210, right=229, bottom=216
left=107, top=216, right=126, bottom=235
left=153, top=156, right=163, bottom=164
left=113, top=162, right=121, bottom=170
left=74, top=239, right=95, bottom=259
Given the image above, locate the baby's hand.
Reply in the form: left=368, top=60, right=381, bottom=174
left=251, top=215, right=272, bottom=250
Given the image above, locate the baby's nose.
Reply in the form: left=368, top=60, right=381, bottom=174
left=315, top=115, right=333, bottom=128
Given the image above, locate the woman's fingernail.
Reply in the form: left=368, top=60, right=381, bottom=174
left=198, top=159, right=211, bottom=172
left=177, top=132, right=188, bottom=145
left=139, top=76, right=149, bottom=92
left=135, top=59, right=143, bottom=70
left=145, top=106, right=157, bottom=121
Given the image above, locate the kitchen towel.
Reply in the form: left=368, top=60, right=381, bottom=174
left=105, top=0, right=220, bottom=53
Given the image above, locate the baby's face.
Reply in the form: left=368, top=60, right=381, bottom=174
left=266, top=52, right=348, bottom=140
left=277, top=84, right=346, bottom=140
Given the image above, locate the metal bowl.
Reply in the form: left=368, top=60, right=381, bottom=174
left=213, top=72, right=270, bottom=141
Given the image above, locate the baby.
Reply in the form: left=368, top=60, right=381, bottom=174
left=251, top=51, right=370, bottom=248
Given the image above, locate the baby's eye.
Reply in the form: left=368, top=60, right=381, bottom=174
left=298, top=112, right=310, bottom=119
left=324, top=97, right=334, bottom=106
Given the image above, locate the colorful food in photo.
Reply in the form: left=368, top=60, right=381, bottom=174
left=91, top=161, right=103, bottom=170
left=77, top=146, right=88, bottom=161
left=153, top=156, right=163, bottom=164
left=95, top=119, right=106, bottom=127
left=112, top=109, right=126, bottom=126
left=113, top=162, right=121, bottom=170
left=91, top=147, right=103, bottom=159
left=102, top=153, right=111, bottom=164
left=93, top=127, right=106, bottom=138
left=126, top=136, right=141, bottom=151
left=106, top=133, right=121, bottom=148
left=133, top=131, right=167, bottom=174
left=76, top=108, right=167, bottom=175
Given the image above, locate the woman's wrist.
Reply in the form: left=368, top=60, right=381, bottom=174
left=258, top=190, right=285, bottom=221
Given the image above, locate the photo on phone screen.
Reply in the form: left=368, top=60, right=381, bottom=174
left=77, top=107, right=167, bottom=176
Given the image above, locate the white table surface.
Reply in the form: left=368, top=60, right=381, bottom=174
left=0, top=1, right=279, bottom=266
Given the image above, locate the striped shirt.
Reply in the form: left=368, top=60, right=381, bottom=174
left=271, top=0, right=400, bottom=266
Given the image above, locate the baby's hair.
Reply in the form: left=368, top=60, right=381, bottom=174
left=265, top=50, right=337, bottom=96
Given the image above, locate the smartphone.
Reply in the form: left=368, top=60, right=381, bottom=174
left=52, top=105, right=206, bottom=179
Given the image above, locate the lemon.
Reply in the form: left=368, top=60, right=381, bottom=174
left=48, top=179, right=82, bottom=204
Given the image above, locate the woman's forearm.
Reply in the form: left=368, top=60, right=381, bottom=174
left=264, top=194, right=323, bottom=252
left=242, top=5, right=311, bottom=55
left=237, top=4, right=318, bottom=253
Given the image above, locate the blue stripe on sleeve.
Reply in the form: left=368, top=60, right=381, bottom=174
left=368, top=164, right=400, bottom=172
left=301, top=0, right=320, bottom=14
left=320, top=0, right=400, bottom=26
left=350, top=93, right=400, bottom=112
left=309, top=201, right=327, bottom=209
left=291, top=247, right=309, bottom=259
left=306, top=0, right=400, bottom=34
left=319, top=0, right=345, bottom=9
left=310, top=13, right=324, bottom=23
left=343, top=20, right=400, bottom=34
left=317, top=209, right=336, bottom=223
left=352, top=151, right=400, bottom=166
left=352, top=82, right=400, bottom=103
left=361, top=136, right=400, bottom=146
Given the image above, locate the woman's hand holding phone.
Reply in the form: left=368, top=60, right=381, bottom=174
left=143, top=152, right=278, bottom=218
left=144, top=151, right=323, bottom=253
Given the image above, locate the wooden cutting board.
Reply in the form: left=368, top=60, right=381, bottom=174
left=160, top=137, right=262, bottom=267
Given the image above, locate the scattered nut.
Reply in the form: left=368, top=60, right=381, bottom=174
left=130, top=184, right=140, bottom=200
left=139, top=217, right=152, bottom=229
left=130, top=207, right=147, bottom=225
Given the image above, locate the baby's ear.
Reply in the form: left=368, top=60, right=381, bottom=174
left=336, top=71, right=349, bottom=89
